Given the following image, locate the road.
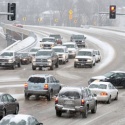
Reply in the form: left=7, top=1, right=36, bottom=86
left=0, top=26, right=125, bottom=125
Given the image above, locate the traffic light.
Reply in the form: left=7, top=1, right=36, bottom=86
left=8, top=3, right=16, bottom=21
left=109, top=5, right=116, bottom=19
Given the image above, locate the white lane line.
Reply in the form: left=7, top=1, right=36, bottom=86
left=0, top=84, right=23, bottom=88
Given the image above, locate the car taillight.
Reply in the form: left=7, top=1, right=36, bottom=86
left=100, top=92, right=108, bottom=96
left=44, top=84, right=48, bottom=90
left=24, top=83, right=28, bottom=88
left=81, top=99, right=85, bottom=105
left=55, top=97, right=58, bottom=104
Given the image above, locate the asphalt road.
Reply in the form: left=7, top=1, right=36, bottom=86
left=0, top=26, right=125, bottom=125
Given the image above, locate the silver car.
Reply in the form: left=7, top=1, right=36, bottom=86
left=24, top=74, right=61, bottom=101
left=55, top=86, right=97, bottom=118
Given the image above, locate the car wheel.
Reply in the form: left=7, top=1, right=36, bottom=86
left=107, top=96, right=111, bottom=104
left=90, top=64, right=93, bottom=68
left=56, top=110, right=62, bottom=117
left=14, top=106, right=19, bottom=114
left=50, top=64, right=54, bottom=70
left=32, top=65, right=36, bottom=70
left=12, top=63, right=16, bottom=70
left=18, top=62, right=21, bottom=67
left=91, top=103, right=97, bottom=113
left=114, top=93, right=118, bottom=100
left=47, top=90, right=53, bottom=101
left=25, top=93, right=30, bottom=100
left=67, top=58, right=69, bottom=62
left=74, top=64, right=77, bottom=68
left=55, top=61, right=59, bottom=68
left=82, top=106, right=88, bottom=118
left=2, top=109, right=6, bottom=118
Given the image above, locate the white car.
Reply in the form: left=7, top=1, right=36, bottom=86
left=53, top=46, right=69, bottom=64
left=94, top=50, right=101, bottom=63
left=88, top=82, right=118, bottom=104
left=63, top=42, right=78, bottom=58
left=74, top=49, right=96, bottom=68
left=29, top=47, right=41, bottom=58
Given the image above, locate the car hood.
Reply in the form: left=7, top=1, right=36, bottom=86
left=0, top=56, right=13, bottom=59
left=36, top=56, right=51, bottom=59
left=68, top=48, right=76, bottom=51
left=91, top=76, right=106, bottom=80
left=56, top=52, right=65, bottom=55
left=75, top=56, right=92, bottom=59
left=42, top=42, right=54, bottom=45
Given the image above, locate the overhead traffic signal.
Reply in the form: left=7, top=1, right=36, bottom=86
left=8, top=3, right=16, bottom=21
left=109, top=5, right=116, bottom=19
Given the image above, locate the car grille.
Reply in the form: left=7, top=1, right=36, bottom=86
left=58, top=54, right=63, bottom=58
left=44, top=44, right=51, bottom=47
left=78, top=59, right=87, bottom=62
left=36, top=59, right=47, bottom=62
left=75, top=40, right=82, bottom=43
left=0, top=59, right=8, bottom=62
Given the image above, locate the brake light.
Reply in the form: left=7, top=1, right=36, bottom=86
left=24, top=83, right=28, bottom=88
left=81, top=99, right=85, bottom=105
left=44, top=84, right=48, bottom=90
left=100, top=92, right=108, bottom=96
left=55, top=97, right=58, bottom=104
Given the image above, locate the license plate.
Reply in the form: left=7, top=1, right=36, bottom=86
left=65, top=100, right=73, bottom=104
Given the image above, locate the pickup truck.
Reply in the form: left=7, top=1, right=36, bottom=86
left=0, top=50, right=21, bottom=69
left=32, top=49, right=59, bottom=70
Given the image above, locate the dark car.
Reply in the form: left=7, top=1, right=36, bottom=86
left=17, top=52, right=32, bottom=65
left=55, top=86, right=97, bottom=118
left=0, top=93, right=19, bottom=118
left=0, top=114, right=43, bottom=125
left=70, top=34, right=86, bottom=47
left=32, top=49, right=59, bottom=70
left=49, top=34, right=63, bottom=45
left=88, top=71, right=125, bottom=88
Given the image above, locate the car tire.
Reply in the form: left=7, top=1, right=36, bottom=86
left=50, top=64, right=54, bottom=70
left=32, top=65, right=36, bottom=70
left=47, top=90, right=53, bottom=101
left=114, top=93, right=118, bottom=100
left=55, top=61, right=59, bottom=68
left=18, top=62, right=21, bottom=67
left=2, top=109, right=6, bottom=118
left=90, top=64, right=93, bottom=68
left=91, top=103, right=97, bottom=113
left=74, top=64, right=77, bottom=68
left=67, top=58, right=69, bottom=62
left=56, top=110, right=62, bottom=117
left=107, top=96, right=111, bottom=104
left=82, top=106, right=88, bottom=118
left=14, top=106, right=19, bottom=114
left=12, top=63, right=16, bottom=70
left=25, top=93, right=30, bottom=100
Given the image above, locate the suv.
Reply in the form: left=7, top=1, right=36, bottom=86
left=53, top=46, right=69, bottom=64
left=49, top=34, right=63, bottom=45
left=24, top=74, right=61, bottom=101
left=32, top=49, right=59, bottom=70
left=74, top=49, right=96, bottom=68
left=63, top=42, right=78, bottom=58
left=29, top=47, right=41, bottom=58
left=94, top=50, right=101, bottom=63
left=88, top=71, right=125, bottom=88
left=40, top=37, right=56, bottom=49
left=0, top=50, right=21, bottom=69
left=55, top=86, right=97, bottom=118
left=70, top=34, right=86, bottom=47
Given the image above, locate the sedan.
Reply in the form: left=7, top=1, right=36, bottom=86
left=0, top=114, right=43, bottom=125
left=88, top=82, right=118, bottom=104
left=0, top=93, right=19, bottom=118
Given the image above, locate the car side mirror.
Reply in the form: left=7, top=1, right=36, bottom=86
left=56, top=80, right=59, bottom=83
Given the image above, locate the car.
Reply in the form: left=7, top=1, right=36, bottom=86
left=0, top=114, right=43, bottom=125
left=74, top=49, right=96, bottom=68
left=62, top=42, right=78, bottom=58
left=0, top=93, right=19, bottom=118
left=29, top=47, right=41, bottom=59
left=40, top=37, right=57, bottom=49
left=13, top=23, right=23, bottom=28
left=88, top=82, right=118, bottom=104
left=24, top=74, right=61, bottom=101
left=55, top=86, right=97, bottom=118
left=88, top=71, right=125, bottom=88
left=53, top=46, right=69, bottom=64
left=70, top=34, right=86, bottom=47
left=49, top=34, right=63, bottom=45
left=94, top=50, right=101, bottom=63
left=17, top=52, right=32, bottom=65
left=32, top=49, right=59, bottom=70
left=0, top=50, right=21, bottom=69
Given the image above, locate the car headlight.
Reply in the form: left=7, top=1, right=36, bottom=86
left=48, top=59, right=52, bottom=62
left=74, top=59, right=78, bottom=62
left=32, top=58, right=36, bottom=62
left=87, top=59, right=92, bottom=62
left=8, top=59, right=13, bottom=63
left=22, top=58, right=27, bottom=61
left=51, top=44, right=54, bottom=47
left=40, top=44, right=43, bottom=48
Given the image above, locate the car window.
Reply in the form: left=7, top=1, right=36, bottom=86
left=28, top=77, right=45, bottom=83
left=29, top=117, right=39, bottom=125
left=108, top=84, right=112, bottom=89
left=52, top=76, right=57, bottom=82
left=6, top=94, right=14, bottom=102
left=2, top=95, right=8, bottom=102
left=77, top=51, right=92, bottom=56
left=0, top=120, right=27, bottom=125
left=47, top=77, right=49, bottom=83
left=50, top=76, right=53, bottom=83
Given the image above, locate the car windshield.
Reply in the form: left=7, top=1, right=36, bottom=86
left=89, top=84, right=107, bottom=89
left=0, top=52, right=13, bottom=56
left=28, top=77, right=45, bottom=83
left=42, top=38, right=55, bottom=42
left=18, top=53, right=28, bottom=57
left=49, top=35, right=61, bottom=39
left=30, top=49, right=39, bottom=52
left=53, top=48, right=64, bottom=52
left=77, top=51, right=92, bottom=56
left=71, top=35, right=84, bottom=39
left=63, top=44, right=74, bottom=48
left=59, top=91, right=80, bottom=99
left=104, top=72, right=114, bottom=78
left=36, top=51, right=52, bottom=56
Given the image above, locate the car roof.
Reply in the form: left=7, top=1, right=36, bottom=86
left=42, top=37, right=55, bottom=39
left=29, top=74, right=51, bottom=78
left=90, top=81, right=111, bottom=85
left=1, top=50, right=16, bottom=53
left=79, top=49, right=94, bottom=52
left=63, top=42, right=76, bottom=45
left=111, top=71, right=125, bottom=73
left=53, top=46, right=67, bottom=49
